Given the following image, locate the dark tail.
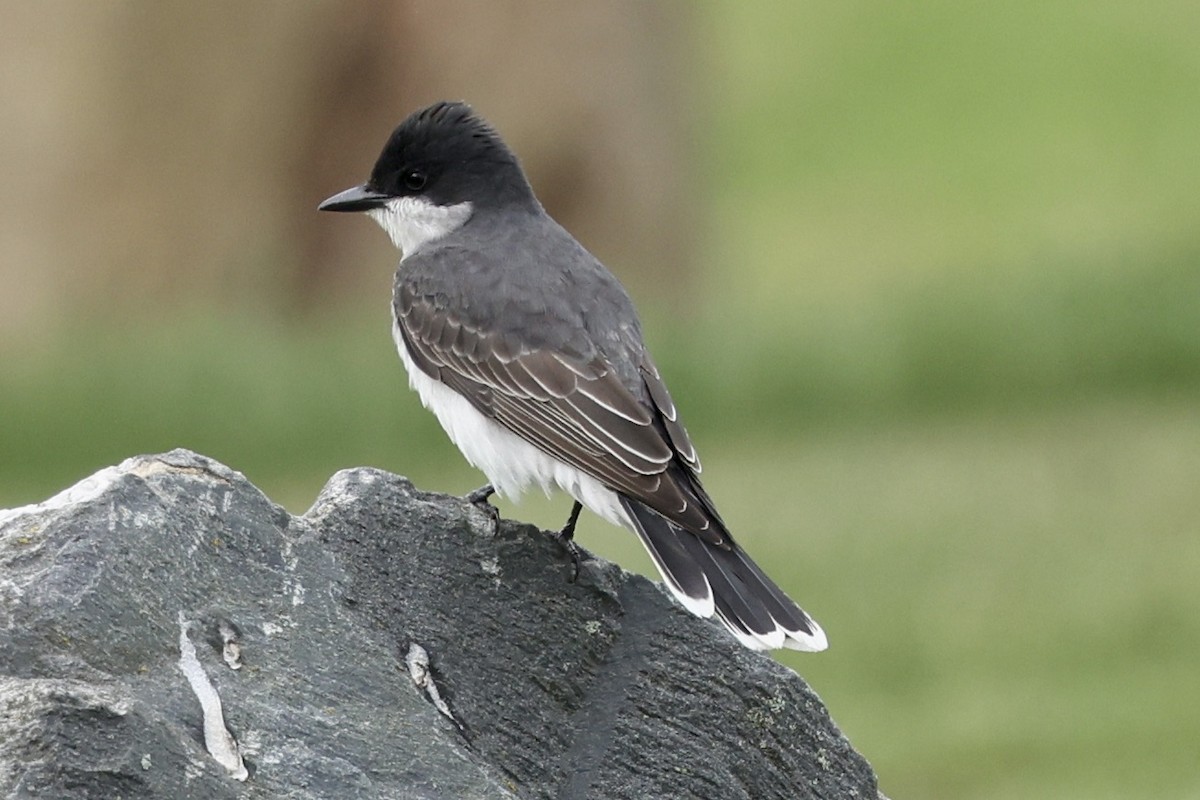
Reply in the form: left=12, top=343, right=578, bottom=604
left=619, top=496, right=827, bottom=651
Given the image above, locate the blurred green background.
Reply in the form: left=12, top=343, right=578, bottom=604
left=2, top=3, right=1198, bottom=798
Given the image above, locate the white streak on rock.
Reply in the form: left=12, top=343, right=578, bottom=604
left=177, top=613, right=248, bottom=781
left=405, top=642, right=463, bottom=733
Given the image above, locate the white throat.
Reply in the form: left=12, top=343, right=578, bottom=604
left=367, top=196, right=474, bottom=257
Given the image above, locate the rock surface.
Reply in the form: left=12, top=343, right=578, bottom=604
left=0, top=450, right=879, bottom=799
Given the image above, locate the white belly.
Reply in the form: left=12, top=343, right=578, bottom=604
left=391, top=319, right=628, bottom=529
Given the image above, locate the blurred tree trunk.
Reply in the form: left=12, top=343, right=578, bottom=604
left=0, top=1, right=697, bottom=340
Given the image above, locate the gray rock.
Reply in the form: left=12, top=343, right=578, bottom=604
left=0, top=450, right=879, bottom=799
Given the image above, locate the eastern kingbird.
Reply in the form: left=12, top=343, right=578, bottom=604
left=319, top=101, right=827, bottom=652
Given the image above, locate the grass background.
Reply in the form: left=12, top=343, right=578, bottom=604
left=2, top=4, right=1199, bottom=798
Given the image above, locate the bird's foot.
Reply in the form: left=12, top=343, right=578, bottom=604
left=553, top=501, right=585, bottom=582
left=466, top=484, right=499, bottom=534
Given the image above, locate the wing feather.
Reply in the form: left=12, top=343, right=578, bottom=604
left=640, top=352, right=700, bottom=473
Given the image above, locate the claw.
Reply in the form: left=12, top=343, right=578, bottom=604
left=466, top=484, right=499, bottom=534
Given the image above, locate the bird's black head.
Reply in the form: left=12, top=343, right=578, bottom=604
left=319, top=101, right=536, bottom=214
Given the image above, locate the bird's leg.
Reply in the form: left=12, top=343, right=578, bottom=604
left=553, top=501, right=585, bottom=582
left=559, top=500, right=583, bottom=541
left=466, top=484, right=499, bottom=533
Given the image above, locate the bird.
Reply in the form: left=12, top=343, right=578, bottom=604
left=318, top=101, right=827, bottom=652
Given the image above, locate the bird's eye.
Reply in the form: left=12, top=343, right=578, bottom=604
left=403, top=170, right=427, bottom=191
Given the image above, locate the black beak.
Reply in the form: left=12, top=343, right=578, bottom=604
left=317, top=184, right=391, bottom=212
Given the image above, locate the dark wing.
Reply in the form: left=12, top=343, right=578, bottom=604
left=395, top=282, right=723, bottom=543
